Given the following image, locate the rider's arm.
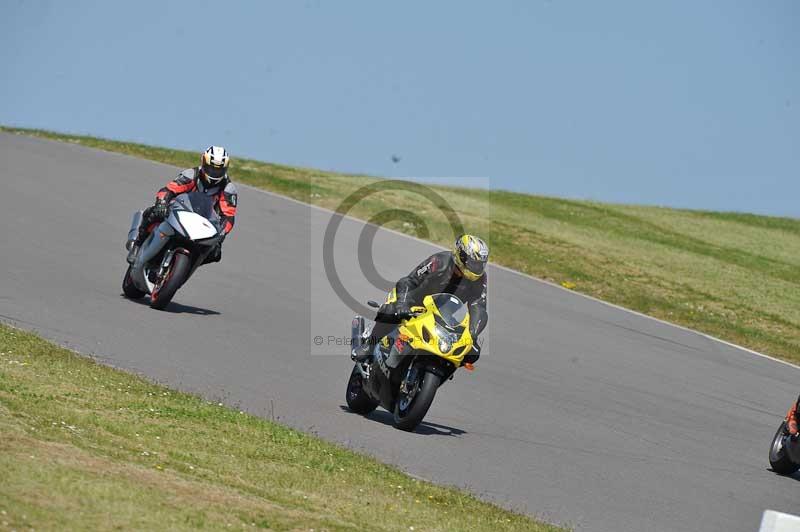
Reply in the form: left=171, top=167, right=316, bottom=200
left=461, top=278, right=487, bottom=366
left=218, top=183, right=238, bottom=235
left=467, top=275, right=488, bottom=338
left=395, top=253, right=446, bottom=308
left=155, top=170, right=197, bottom=202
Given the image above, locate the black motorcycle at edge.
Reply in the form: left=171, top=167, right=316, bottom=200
left=769, top=396, right=800, bottom=475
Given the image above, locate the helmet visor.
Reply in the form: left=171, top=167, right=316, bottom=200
left=202, top=163, right=227, bottom=182
left=458, top=249, right=487, bottom=277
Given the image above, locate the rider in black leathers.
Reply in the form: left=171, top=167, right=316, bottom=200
left=353, top=234, right=489, bottom=366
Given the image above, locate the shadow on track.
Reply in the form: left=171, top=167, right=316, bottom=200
left=767, top=468, right=800, bottom=482
left=339, top=405, right=466, bottom=436
left=121, top=295, right=221, bottom=315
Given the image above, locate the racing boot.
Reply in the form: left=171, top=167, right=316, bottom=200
left=351, top=318, right=396, bottom=362
left=127, top=204, right=163, bottom=264
left=126, top=224, right=150, bottom=264
left=351, top=341, right=372, bottom=362
left=126, top=242, right=141, bottom=264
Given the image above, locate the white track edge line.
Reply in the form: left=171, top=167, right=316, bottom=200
left=236, top=181, right=800, bottom=373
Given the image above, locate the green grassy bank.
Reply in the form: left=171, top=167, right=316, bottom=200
left=0, top=325, right=560, bottom=531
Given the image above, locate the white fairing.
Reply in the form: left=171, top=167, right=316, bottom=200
left=173, top=211, right=218, bottom=240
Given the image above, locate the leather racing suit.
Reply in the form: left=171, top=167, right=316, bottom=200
left=137, top=167, right=238, bottom=263
left=367, top=251, right=488, bottom=365
left=786, top=397, right=799, bottom=436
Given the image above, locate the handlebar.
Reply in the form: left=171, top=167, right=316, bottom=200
left=366, top=300, right=425, bottom=319
left=395, top=306, right=425, bottom=320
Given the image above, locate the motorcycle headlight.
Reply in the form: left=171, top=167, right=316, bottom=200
left=434, top=325, right=458, bottom=354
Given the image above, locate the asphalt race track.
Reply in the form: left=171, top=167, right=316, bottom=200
left=2, top=132, right=798, bottom=532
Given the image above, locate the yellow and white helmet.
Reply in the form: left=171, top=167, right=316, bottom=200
left=200, top=145, right=230, bottom=185
left=452, top=234, right=489, bottom=281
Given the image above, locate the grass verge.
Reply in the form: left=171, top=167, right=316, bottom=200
left=4, top=126, right=799, bottom=365
left=0, top=324, right=561, bottom=531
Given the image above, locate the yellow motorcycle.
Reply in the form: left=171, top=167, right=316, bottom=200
left=346, top=292, right=474, bottom=431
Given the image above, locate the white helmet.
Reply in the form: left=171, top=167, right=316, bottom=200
left=200, top=145, right=230, bottom=185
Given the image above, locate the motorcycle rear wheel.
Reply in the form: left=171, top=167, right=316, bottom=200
left=345, top=364, right=378, bottom=414
left=150, top=252, right=190, bottom=310
left=393, top=371, right=441, bottom=432
left=769, top=421, right=800, bottom=475
left=122, top=265, right=147, bottom=299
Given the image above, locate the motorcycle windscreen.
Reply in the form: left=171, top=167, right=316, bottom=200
left=169, top=192, right=222, bottom=239
left=430, top=293, right=468, bottom=327
left=173, top=211, right=218, bottom=240
left=172, top=192, right=222, bottom=222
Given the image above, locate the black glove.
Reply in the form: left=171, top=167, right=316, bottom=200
left=204, top=242, right=222, bottom=264
left=463, top=343, right=481, bottom=366
left=153, top=198, right=169, bottom=218
left=394, top=301, right=413, bottom=320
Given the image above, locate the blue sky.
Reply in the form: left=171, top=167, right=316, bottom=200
left=2, top=1, right=798, bottom=215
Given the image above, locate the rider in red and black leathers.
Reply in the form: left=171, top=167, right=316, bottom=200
left=155, top=171, right=237, bottom=234
left=131, top=156, right=238, bottom=264
left=354, top=235, right=489, bottom=366
left=786, top=397, right=799, bottom=437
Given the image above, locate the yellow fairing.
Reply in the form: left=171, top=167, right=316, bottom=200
left=397, top=294, right=473, bottom=366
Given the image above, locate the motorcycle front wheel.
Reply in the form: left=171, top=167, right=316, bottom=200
left=769, top=421, right=800, bottom=475
left=393, top=371, right=441, bottom=432
left=150, top=252, right=190, bottom=310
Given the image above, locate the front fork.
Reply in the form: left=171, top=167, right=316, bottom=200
left=399, top=364, right=419, bottom=396
left=160, top=248, right=182, bottom=278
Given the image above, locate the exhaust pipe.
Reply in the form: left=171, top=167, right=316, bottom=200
left=351, top=316, right=366, bottom=350
left=125, top=211, right=143, bottom=251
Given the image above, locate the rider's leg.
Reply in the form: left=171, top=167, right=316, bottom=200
left=352, top=305, right=399, bottom=361
left=128, top=206, right=153, bottom=263
left=131, top=221, right=173, bottom=281
left=135, top=206, right=159, bottom=245
left=127, top=206, right=165, bottom=264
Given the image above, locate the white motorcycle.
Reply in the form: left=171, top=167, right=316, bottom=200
left=122, top=191, right=223, bottom=310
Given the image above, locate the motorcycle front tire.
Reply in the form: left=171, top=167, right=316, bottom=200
left=393, top=371, right=441, bottom=432
left=769, top=421, right=800, bottom=475
left=150, top=252, right=190, bottom=310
